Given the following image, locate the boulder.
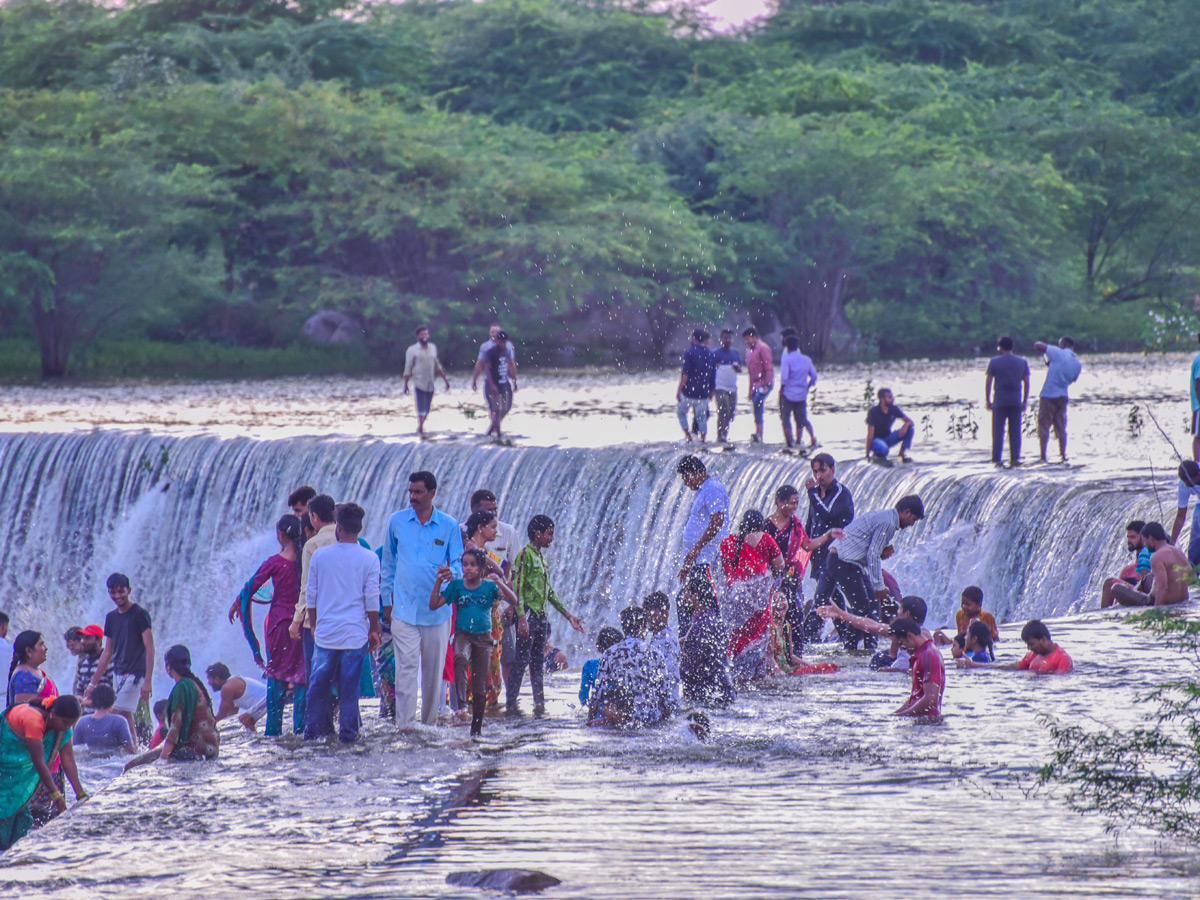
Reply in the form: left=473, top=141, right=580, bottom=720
left=303, top=310, right=364, bottom=345
left=445, top=869, right=562, bottom=893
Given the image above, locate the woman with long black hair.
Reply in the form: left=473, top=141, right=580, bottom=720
left=126, top=645, right=218, bottom=770
left=228, top=515, right=307, bottom=735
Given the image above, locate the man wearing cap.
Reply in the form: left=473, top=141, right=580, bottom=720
left=66, top=624, right=110, bottom=707
left=676, top=329, right=716, bottom=442
left=889, top=617, right=944, bottom=716
left=811, top=495, right=927, bottom=651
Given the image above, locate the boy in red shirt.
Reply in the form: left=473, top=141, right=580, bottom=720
left=1014, top=620, right=1073, bottom=673
left=889, top=618, right=944, bottom=717
left=957, top=618, right=1073, bottom=674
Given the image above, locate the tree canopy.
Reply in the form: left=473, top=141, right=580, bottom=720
left=0, top=0, right=1196, bottom=375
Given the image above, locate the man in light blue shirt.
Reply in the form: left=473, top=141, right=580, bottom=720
left=1033, top=336, right=1082, bottom=463
left=1170, top=459, right=1200, bottom=570
left=675, top=455, right=728, bottom=634
left=779, top=335, right=819, bottom=450
left=381, top=471, right=463, bottom=726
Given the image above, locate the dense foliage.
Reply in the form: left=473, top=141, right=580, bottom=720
left=0, top=0, right=1197, bottom=375
left=1038, top=612, right=1200, bottom=842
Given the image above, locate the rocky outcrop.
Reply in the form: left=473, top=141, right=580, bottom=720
left=303, top=310, right=364, bottom=345
left=445, top=869, right=562, bottom=892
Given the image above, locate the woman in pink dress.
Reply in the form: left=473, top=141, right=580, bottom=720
left=229, top=515, right=307, bottom=736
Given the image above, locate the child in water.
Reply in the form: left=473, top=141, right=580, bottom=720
left=935, top=585, right=999, bottom=654
left=954, top=620, right=996, bottom=664
left=579, top=627, right=623, bottom=704
left=148, top=699, right=168, bottom=750
left=431, top=549, right=518, bottom=737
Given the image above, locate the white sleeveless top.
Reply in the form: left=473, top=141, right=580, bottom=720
left=234, top=676, right=268, bottom=711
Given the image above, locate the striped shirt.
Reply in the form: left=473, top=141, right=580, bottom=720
left=830, top=508, right=899, bottom=593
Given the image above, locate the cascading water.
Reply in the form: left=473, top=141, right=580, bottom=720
left=0, top=430, right=1169, bottom=690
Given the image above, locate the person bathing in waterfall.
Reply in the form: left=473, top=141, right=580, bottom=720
left=933, top=586, right=999, bottom=654
left=229, top=514, right=308, bottom=736
left=719, top=510, right=784, bottom=682
left=957, top=619, right=1072, bottom=674
left=954, top=621, right=996, bottom=664
left=126, top=645, right=220, bottom=770
left=1100, top=520, right=1152, bottom=608
left=889, top=618, right=944, bottom=717
left=816, top=594, right=931, bottom=671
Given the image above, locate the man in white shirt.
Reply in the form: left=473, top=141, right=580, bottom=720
left=305, top=502, right=384, bottom=742
left=206, top=662, right=270, bottom=731
left=403, top=325, right=451, bottom=435
left=290, top=493, right=337, bottom=732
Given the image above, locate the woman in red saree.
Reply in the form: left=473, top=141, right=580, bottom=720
left=719, top=510, right=784, bottom=683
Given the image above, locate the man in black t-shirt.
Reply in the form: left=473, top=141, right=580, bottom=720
left=984, top=335, right=1031, bottom=467
left=866, top=388, right=914, bottom=465
left=482, top=331, right=517, bottom=440
left=803, top=453, right=855, bottom=641
left=85, top=572, right=155, bottom=743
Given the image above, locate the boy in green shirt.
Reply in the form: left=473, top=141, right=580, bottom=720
left=508, top=515, right=585, bottom=714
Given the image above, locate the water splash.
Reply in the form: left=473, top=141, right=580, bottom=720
left=0, top=432, right=1165, bottom=695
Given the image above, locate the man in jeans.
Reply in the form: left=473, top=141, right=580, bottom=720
left=742, top=327, right=773, bottom=443
left=865, top=388, right=914, bottom=465
left=676, top=329, right=715, bottom=442
left=381, top=471, right=463, bottom=726
left=712, top=329, right=742, bottom=444
left=985, top=335, right=1030, bottom=467
left=305, top=502, right=382, bottom=742
left=811, top=496, right=926, bottom=651
left=1033, top=336, right=1082, bottom=463
left=779, top=334, right=819, bottom=449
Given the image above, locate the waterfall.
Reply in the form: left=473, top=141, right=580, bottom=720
left=0, top=431, right=1169, bottom=688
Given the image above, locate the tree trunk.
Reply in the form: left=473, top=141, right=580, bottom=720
left=29, top=287, right=72, bottom=378
left=776, top=265, right=849, bottom=359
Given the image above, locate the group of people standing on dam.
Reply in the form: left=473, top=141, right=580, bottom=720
left=404, top=321, right=1088, bottom=468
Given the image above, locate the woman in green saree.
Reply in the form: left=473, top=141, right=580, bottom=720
left=125, top=645, right=219, bottom=771
left=0, top=694, right=86, bottom=852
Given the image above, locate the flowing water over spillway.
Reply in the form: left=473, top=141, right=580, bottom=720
left=1, top=354, right=1198, bottom=897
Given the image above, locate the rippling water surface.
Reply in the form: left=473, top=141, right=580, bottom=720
left=1, top=353, right=1198, bottom=897
left=3, top=616, right=1197, bottom=898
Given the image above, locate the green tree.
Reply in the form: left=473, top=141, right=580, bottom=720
left=0, top=90, right=227, bottom=376
left=1038, top=612, right=1200, bottom=842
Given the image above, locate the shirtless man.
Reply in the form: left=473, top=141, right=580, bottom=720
left=1110, top=522, right=1191, bottom=607
left=1099, top=520, right=1151, bottom=608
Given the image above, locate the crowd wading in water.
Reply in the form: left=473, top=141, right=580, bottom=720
left=14, top=327, right=1200, bottom=856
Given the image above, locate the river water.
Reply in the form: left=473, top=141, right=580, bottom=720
left=1, top=352, right=1198, bottom=897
